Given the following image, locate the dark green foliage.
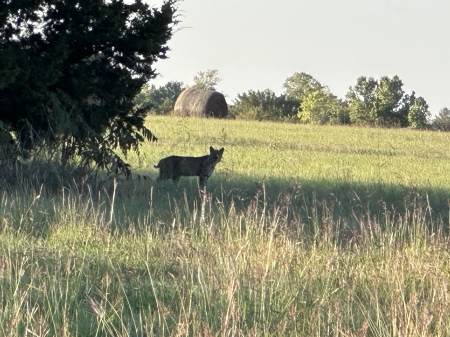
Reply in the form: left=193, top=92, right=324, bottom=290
left=0, top=0, right=177, bottom=168
left=231, top=89, right=300, bottom=121
left=134, top=81, right=185, bottom=115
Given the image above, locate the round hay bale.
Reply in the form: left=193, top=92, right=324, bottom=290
left=173, top=88, right=228, bottom=118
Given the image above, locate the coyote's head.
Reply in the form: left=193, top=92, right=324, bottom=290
left=208, top=146, right=224, bottom=164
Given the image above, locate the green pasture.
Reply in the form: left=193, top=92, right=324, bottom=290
left=135, top=116, right=450, bottom=224
left=1, top=116, right=450, bottom=336
left=142, top=116, right=450, bottom=188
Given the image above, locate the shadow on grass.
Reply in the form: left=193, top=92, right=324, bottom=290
left=110, top=170, right=450, bottom=232
left=2, top=165, right=447, bottom=237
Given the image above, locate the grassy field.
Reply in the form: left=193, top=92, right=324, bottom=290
left=1, top=116, right=450, bottom=336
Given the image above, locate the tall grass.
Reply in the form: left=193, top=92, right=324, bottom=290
left=1, top=116, right=450, bottom=336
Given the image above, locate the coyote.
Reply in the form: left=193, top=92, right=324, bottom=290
left=154, top=146, right=224, bottom=190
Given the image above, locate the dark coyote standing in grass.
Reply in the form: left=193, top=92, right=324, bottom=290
left=154, top=146, right=224, bottom=190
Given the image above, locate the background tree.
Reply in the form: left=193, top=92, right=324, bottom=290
left=192, top=69, right=220, bottom=90
left=283, top=72, right=323, bottom=101
left=408, top=96, right=430, bottom=129
left=346, top=76, right=382, bottom=125
left=299, top=89, right=349, bottom=125
left=432, top=108, right=450, bottom=131
left=230, top=89, right=299, bottom=121
left=134, top=81, right=184, bottom=115
left=375, top=76, right=407, bottom=125
left=346, top=76, right=411, bottom=127
left=0, top=0, right=177, bottom=168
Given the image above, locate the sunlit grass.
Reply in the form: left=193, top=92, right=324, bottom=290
left=142, top=116, right=450, bottom=187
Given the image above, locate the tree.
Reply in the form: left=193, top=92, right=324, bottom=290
left=346, top=76, right=378, bottom=125
left=299, top=89, right=349, bottom=125
left=192, top=69, right=220, bottom=91
left=135, top=81, right=184, bottom=115
left=375, top=76, right=407, bottom=125
left=283, top=72, right=323, bottom=101
left=408, top=96, right=430, bottom=129
left=346, top=76, right=410, bottom=127
left=231, top=89, right=299, bottom=121
left=0, top=0, right=177, bottom=168
left=432, top=108, right=450, bottom=131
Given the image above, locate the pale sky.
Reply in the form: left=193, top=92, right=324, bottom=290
left=151, top=0, right=450, bottom=115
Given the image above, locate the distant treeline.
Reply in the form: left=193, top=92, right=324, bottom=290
left=138, top=71, right=450, bottom=131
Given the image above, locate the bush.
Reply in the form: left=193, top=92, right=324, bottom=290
left=231, top=89, right=300, bottom=122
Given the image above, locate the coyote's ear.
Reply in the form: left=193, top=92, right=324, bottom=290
left=219, top=148, right=224, bottom=155
left=210, top=146, right=214, bottom=152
